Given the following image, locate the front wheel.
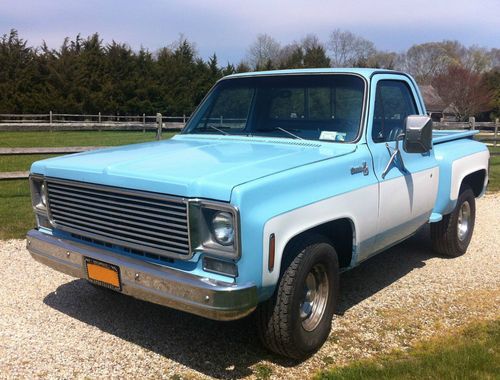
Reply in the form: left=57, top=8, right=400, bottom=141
left=431, top=185, right=476, bottom=257
left=256, top=236, right=339, bottom=360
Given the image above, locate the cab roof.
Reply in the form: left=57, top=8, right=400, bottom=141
left=224, top=68, right=403, bottom=81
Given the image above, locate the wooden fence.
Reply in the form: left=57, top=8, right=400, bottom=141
left=433, top=117, right=498, bottom=131
left=0, top=113, right=497, bottom=131
left=0, top=112, right=186, bottom=133
left=433, top=118, right=499, bottom=147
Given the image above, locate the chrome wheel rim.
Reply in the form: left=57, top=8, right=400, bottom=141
left=457, top=201, right=471, bottom=242
left=299, top=264, right=329, bottom=331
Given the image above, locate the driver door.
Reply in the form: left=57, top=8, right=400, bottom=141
left=366, top=75, right=439, bottom=256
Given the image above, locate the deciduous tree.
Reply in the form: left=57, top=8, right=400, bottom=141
left=484, top=69, right=500, bottom=119
left=398, top=42, right=452, bottom=84
left=246, top=34, right=281, bottom=70
left=433, top=66, right=493, bottom=121
left=327, top=29, right=376, bottom=67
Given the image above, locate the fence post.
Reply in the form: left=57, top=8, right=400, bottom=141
left=143, top=113, right=146, bottom=133
left=49, top=110, right=53, bottom=132
left=469, top=116, right=475, bottom=130
left=156, top=113, right=162, bottom=140
left=183, top=114, right=186, bottom=124
left=437, top=117, right=443, bottom=130
left=98, top=112, right=102, bottom=132
left=495, top=118, right=499, bottom=147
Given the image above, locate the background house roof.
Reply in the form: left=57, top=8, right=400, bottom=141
left=419, top=85, right=446, bottom=112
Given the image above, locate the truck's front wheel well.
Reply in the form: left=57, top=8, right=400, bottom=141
left=461, top=169, right=486, bottom=197
left=281, top=219, right=354, bottom=271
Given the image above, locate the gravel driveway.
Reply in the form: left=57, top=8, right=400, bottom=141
left=1, top=193, right=499, bottom=379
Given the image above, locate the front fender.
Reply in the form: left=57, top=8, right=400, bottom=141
left=231, top=145, right=377, bottom=301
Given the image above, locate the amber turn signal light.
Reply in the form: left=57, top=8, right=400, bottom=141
left=268, top=233, right=275, bottom=272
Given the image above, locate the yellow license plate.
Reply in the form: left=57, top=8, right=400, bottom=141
left=85, top=258, right=121, bottom=290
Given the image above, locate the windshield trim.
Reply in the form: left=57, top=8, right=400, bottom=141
left=181, top=72, right=368, bottom=144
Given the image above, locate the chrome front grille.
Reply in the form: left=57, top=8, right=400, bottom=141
left=46, top=179, right=191, bottom=259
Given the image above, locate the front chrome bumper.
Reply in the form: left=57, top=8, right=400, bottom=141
left=26, top=230, right=258, bottom=321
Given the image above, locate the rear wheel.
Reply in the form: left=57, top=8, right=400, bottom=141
left=431, top=185, right=476, bottom=257
left=256, top=235, right=339, bottom=360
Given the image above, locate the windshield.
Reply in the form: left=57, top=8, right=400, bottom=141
left=183, top=74, right=365, bottom=142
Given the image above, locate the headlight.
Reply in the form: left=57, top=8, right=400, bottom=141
left=212, top=211, right=234, bottom=246
left=188, top=200, right=240, bottom=260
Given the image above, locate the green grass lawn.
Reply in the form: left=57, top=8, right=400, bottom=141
left=0, top=180, right=35, bottom=239
left=489, top=146, right=500, bottom=192
left=0, top=154, right=59, bottom=172
left=0, top=131, right=177, bottom=173
left=316, top=319, right=499, bottom=380
left=0, top=130, right=175, bottom=148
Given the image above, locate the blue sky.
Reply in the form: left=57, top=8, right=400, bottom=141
left=1, top=0, right=499, bottom=64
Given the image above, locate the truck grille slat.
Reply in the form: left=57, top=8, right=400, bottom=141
left=46, top=179, right=191, bottom=258
left=49, top=200, right=188, bottom=234
left=48, top=182, right=187, bottom=210
left=48, top=186, right=187, bottom=217
left=48, top=193, right=187, bottom=224
left=50, top=206, right=189, bottom=241
left=56, top=221, right=189, bottom=255
left=53, top=215, right=189, bottom=248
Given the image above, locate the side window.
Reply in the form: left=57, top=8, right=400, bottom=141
left=372, top=80, right=417, bottom=143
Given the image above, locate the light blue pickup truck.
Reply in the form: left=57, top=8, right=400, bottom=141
left=27, top=68, right=489, bottom=359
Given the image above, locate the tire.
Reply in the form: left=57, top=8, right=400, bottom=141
left=256, top=235, right=339, bottom=360
left=431, top=185, right=476, bottom=257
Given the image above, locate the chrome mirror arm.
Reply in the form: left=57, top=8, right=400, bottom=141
left=381, top=133, right=406, bottom=179
left=382, top=147, right=398, bottom=179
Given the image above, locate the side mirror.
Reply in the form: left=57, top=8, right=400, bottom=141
left=403, top=115, right=432, bottom=153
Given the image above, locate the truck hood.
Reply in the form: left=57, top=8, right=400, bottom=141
left=31, top=134, right=356, bottom=201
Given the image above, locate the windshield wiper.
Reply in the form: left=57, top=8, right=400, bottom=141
left=205, top=125, right=230, bottom=135
left=274, top=127, right=303, bottom=140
